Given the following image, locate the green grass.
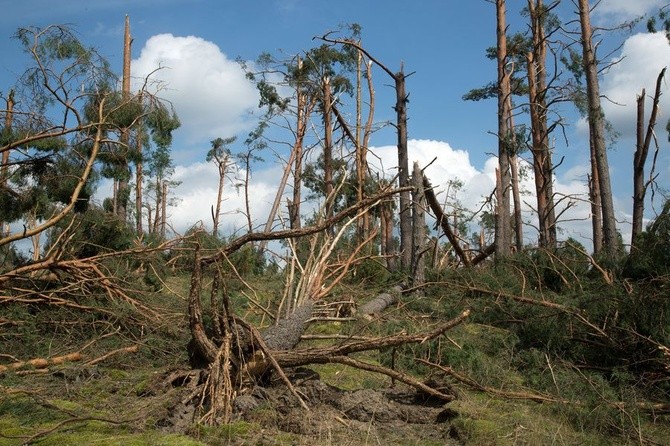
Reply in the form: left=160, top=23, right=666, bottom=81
left=2, top=269, right=669, bottom=445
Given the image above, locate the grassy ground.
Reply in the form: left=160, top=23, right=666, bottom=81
left=1, top=271, right=668, bottom=445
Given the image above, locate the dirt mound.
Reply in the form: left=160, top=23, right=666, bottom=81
left=157, top=367, right=462, bottom=444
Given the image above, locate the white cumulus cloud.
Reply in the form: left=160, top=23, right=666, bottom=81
left=595, top=0, right=666, bottom=21
left=131, top=34, right=259, bottom=146
left=600, top=32, right=670, bottom=139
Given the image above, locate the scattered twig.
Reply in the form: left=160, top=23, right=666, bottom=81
left=84, top=345, right=139, bottom=366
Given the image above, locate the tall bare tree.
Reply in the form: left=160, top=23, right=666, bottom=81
left=318, top=34, right=413, bottom=272
left=207, top=136, right=236, bottom=237
left=411, top=162, right=426, bottom=288
left=322, top=76, right=334, bottom=225
left=577, top=0, right=621, bottom=261
left=116, top=15, right=132, bottom=221
left=526, top=0, right=558, bottom=250
left=495, top=0, right=513, bottom=258
left=1, top=90, right=14, bottom=237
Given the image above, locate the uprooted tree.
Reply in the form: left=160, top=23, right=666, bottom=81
left=184, top=184, right=471, bottom=424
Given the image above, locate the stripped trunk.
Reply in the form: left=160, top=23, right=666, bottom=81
left=290, top=74, right=308, bottom=231
left=632, top=68, right=666, bottom=249
left=212, top=153, right=230, bottom=237
left=589, top=133, right=603, bottom=255
left=510, top=153, right=523, bottom=251
left=578, top=0, right=620, bottom=261
left=322, top=76, right=334, bottom=225
left=527, top=0, right=557, bottom=250
left=396, top=69, right=412, bottom=271
left=117, top=15, right=132, bottom=221
left=356, top=52, right=375, bottom=242
left=380, top=199, right=396, bottom=270
left=161, top=180, right=168, bottom=239
left=411, top=162, right=426, bottom=289
left=506, top=92, right=523, bottom=252
left=495, top=0, right=512, bottom=258
left=135, top=131, right=144, bottom=233
left=2, top=91, right=14, bottom=236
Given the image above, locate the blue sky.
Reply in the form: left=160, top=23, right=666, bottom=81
left=2, top=0, right=669, bottom=248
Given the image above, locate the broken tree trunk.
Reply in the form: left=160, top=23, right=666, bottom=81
left=412, top=162, right=427, bottom=290
left=422, top=173, right=471, bottom=267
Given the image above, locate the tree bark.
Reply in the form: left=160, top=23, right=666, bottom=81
left=2, top=90, right=14, bottom=237
left=291, top=69, right=308, bottom=231
left=632, top=68, right=665, bottom=249
left=589, top=139, right=603, bottom=255
left=396, top=69, right=412, bottom=272
left=380, top=198, right=396, bottom=270
left=578, top=0, right=620, bottom=261
left=356, top=52, right=374, bottom=242
left=135, top=132, right=144, bottom=234
left=527, top=51, right=556, bottom=249
left=262, top=302, right=314, bottom=351
left=495, top=0, right=512, bottom=258
left=322, top=76, right=334, bottom=226
left=411, top=162, right=426, bottom=289
left=212, top=153, right=230, bottom=237
left=161, top=180, right=167, bottom=239
left=423, top=174, right=471, bottom=266
left=359, top=286, right=402, bottom=318
left=510, top=153, right=523, bottom=251
left=117, top=15, right=132, bottom=221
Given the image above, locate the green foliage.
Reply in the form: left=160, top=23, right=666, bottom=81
left=350, top=257, right=392, bottom=285
left=46, top=205, right=134, bottom=258
left=225, top=243, right=267, bottom=277
left=206, top=136, right=236, bottom=163
left=14, top=25, right=114, bottom=114
left=463, top=32, right=532, bottom=102
left=625, top=199, right=670, bottom=279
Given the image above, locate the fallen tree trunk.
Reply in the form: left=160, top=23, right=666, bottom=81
left=0, top=352, right=82, bottom=372
left=273, top=309, right=470, bottom=368
left=262, top=302, right=314, bottom=351
left=358, top=286, right=403, bottom=319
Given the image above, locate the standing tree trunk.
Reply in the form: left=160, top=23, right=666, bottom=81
left=322, top=76, right=334, bottom=226
left=578, top=0, right=620, bottom=261
left=290, top=66, right=309, bottom=231
left=135, top=123, right=144, bottom=234
left=117, top=14, right=132, bottom=221
left=2, top=90, right=14, bottom=237
left=153, top=177, right=162, bottom=235
left=380, top=198, right=396, bottom=271
left=315, top=35, right=411, bottom=272
left=527, top=51, right=556, bottom=249
left=505, top=89, right=523, bottom=252
left=527, top=0, right=557, bottom=250
left=395, top=67, right=412, bottom=272
left=212, top=154, right=230, bottom=237
left=588, top=131, right=603, bottom=254
left=355, top=50, right=375, bottom=243
left=161, top=180, right=168, bottom=239
left=632, top=68, right=665, bottom=249
left=411, top=162, right=426, bottom=289
left=495, top=0, right=512, bottom=258
left=510, top=152, right=523, bottom=252
left=242, top=153, right=253, bottom=234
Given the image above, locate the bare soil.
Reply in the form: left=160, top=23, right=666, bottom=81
left=156, top=367, right=463, bottom=445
